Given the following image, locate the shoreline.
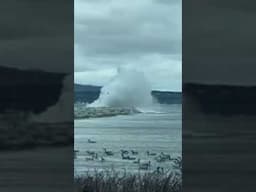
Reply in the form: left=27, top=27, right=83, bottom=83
left=74, top=106, right=141, bottom=119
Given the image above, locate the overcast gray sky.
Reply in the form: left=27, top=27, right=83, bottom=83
left=183, top=0, right=256, bottom=86
left=75, top=0, right=181, bottom=91
left=0, top=0, right=73, bottom=73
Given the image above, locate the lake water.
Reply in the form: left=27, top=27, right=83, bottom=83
left=74, top=104, right=181, bottom=176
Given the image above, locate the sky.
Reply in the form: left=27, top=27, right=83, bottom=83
left=0, top=0, right=73, bottom=73
left=0, top=0, right=73, bottom=122
left=74, top=0, right=182, bottom=91
left=183, top=0, right=256, bottom=85
left=1, top=0, right=256, bottom=88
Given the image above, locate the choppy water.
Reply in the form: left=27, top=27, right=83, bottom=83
left=74, top=104, right=181, bottom=176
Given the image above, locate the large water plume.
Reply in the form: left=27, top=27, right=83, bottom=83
left=89, top=68, right=154, bottom=108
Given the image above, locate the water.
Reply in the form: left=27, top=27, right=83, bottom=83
left=74, top=104, right=181, bottom=176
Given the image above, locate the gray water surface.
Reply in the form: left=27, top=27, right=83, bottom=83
left=74, top=104, right=181, bottom=176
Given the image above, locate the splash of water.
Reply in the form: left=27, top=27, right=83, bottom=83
left=89, top=68, right=154, bottom=108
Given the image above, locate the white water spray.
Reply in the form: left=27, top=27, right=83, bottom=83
left=89, top=68, right=154, bottom=108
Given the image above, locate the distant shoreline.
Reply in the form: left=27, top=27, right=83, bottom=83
left=74, top=106, right=141, bottom=119
left=74, top=84, right=182, bottom=105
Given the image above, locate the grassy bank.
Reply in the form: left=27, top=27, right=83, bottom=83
left=74, top=169, right=181, bottom=192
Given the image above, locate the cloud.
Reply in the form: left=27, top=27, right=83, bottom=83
left=75, top=53, right=181, bottom=91
left=0, top=0, right=73, bottom=73
left=75, top=68, right=117, bottom=86
left=183, top=0, right=256, bottom=85
left=75, top=0, right=182, bottom=91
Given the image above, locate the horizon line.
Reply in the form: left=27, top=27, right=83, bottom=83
left=75, top=83, right=182, bottom=93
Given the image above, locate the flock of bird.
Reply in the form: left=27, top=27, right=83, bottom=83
left=74, top=139, right=181, bottom=171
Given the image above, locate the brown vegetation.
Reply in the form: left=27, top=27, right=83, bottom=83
left=75, top=169, right=181, bottom=192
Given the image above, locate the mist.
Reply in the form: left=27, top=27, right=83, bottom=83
left=89, top=68, right=154, bottom=108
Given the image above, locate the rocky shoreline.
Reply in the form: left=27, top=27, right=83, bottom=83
left=74, top=106, right=141, bottom=119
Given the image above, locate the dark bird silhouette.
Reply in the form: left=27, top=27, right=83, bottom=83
left=139, top=161, right=151, bottom=170
left=88, top=139, right=96, bottom=143
left=86, top=151, right=96, bottom=156
left=133, top=158, right=140, bottom=164
left=103, top=148, right=114, bottom=156
left=131, top=150, right=138, bottom=155
left=146, top=151, right=157, bottom=156
left=121, top=149, right=129, bottom=155
left=121, top=153, right=136, bottom=160
left=99, top=156, right=105, bottom=162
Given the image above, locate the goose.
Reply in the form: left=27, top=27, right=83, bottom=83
left=160, top=152, right=168, bottom=156
left=139, top=161, right=151, bottom=170
left=121, top=154, right=130, bottom=160
left=166, top=155, right=171, bottom=160
left=99, top=156, right=105, bottom=162
left=85, top=156, right=94, bottom=161
left=121, top=150, right=129, bottom=155
left=88, top=139, right=96, bottom=143
left=155, top=167, right=164, bottom=174
left=160, top=152, right=171, bottom=160
left=121, top=153, right=129, bottom=160
left=127, top=156, right=136, bottom=160
left=86, top=150, right=96, bottom=156
left=121, top=153, right=136, bottom=160
left=172, top=159, right=182, bottom=169
left=155, top=156, right=166, bottom=163
left=172, top=157, right=182, bottom=168
left=133, top=158, right=140, bottom=164
left=146, top=151, right=157, bottom=156
left=131, top=150, right=138, bottom=155
left=103, top=148, right=114, bottom=156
